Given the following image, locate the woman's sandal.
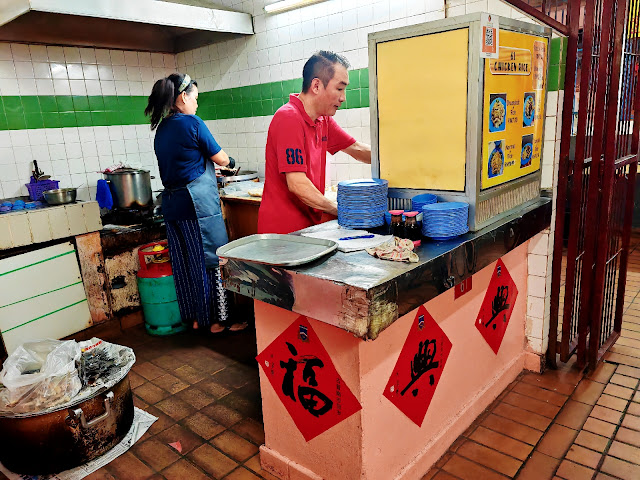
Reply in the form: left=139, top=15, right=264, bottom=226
left=209, top=323, right=226, bottom=334
left=228, top=322, right=249, bottom=332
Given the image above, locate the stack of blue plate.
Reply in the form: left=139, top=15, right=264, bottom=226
left=422, top=202, right=469, bottom=240
left=412, top=193, right=437, bottom=212
left=337, top=178, right=388, bottom=229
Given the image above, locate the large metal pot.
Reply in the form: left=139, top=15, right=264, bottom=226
left=0, top=375, right=134, bottom=475
left=104, top=168, right=152, bottom=209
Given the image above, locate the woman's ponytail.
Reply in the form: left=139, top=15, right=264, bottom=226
left=145, top=73, right=197, bottom=130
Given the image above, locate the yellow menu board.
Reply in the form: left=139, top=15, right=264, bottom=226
left=481, top=30, right=548, bottom=190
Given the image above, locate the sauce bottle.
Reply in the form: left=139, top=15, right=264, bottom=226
left=404, top=211, right=421, bottom=246
left=389, top=210, right=405, bottom=238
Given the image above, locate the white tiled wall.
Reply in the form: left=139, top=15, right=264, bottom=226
left=0, top=43, right=175, bottom=97
left=0, top=126, right=161, bottom=201
left=0, top=45, right=176, bottom=200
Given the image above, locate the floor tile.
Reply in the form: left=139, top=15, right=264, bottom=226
left=511, top=381, right=569, bottom=407
left=155, top=423, right=206, bottom=454
left=608, top=440, right=640, bottom=464
left=601, top=455, right=640, bottom=479
left=202, top=403, right=245, bottom=427
left=583, top=417, right=618, bottom=437
left=134, top=382, right=171, bottom=405
left=155, top=396, right=197, bottom=421
left=182, top=411, right=226, bottom=440
left=571, top=380, right=607, bottom=405
left=603, top=384, right=635, bottom=400
left=134, top=361, right=166, bottom=381
left=590, top=405, right=624, bottom=425
left=493, top=402, right=553, bottom=431
left=588, top=362, right=617, bottom=384
left=224, top=467, right=263, bottom=480
left=597, top=394, right=628, bottom=411
left=503, top=391, right=562, bottom=418
left=555, top=400, right=593, bottom=430
left=574, top=430, right=610, bottom=453
left=173, top=365, right=208, bottom=384
left=555, top=460, right=595, bottom=480
left=152, top=373, right=190, bottom=394
left=481, top=413, right=543, bottom=445
left=105, top=451, right=155, bottom=480
left=188, top=444, right=238, bottom=479
left=231, top=418, right=266, bottom=445
left=565, top=444, right=603, bottom=469
left=176, top=386, right=216, bottom=410
left=441, top=454, right=507, bottom=480
left=536, top=424, right=579, bottom=459
left=211, top=430, right=259, bottom=462
left=615, top=427, right=640, bottom=448
left=132, top=437, right=181, bottom=471
left=515, top=451, right=560, bottom=480
left=162, top=459, right=210, bottom=480
left=610, top=374, right=639, bottom=389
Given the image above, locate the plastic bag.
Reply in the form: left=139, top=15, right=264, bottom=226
left=0, top=339, right=82, bottom=415
left=78, top=338, right=133, bottom=387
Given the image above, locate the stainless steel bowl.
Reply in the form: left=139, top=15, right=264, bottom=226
left=43, top=188, right=77, bottom=205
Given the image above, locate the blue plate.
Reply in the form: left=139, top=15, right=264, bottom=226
left=523, top=95, right=535, bottom=126
left=489, top=97, right=507, bottom=132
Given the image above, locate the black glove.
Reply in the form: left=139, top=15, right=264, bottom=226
left=227, top=157, right=236, bottom=169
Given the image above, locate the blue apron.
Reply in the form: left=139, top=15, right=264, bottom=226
left=186, top=160, right=228, bottom=267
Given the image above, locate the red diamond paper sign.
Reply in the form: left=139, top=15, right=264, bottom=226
left=256, top=316, right=362, bottom=441
left=383, top=306, right=452, bottom=427
left=475, top=259, right=518, bottom=354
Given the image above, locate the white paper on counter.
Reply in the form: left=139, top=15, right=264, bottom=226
left=0, top=407, right=157, bottom=480
left=301, top=221, right=392, bottom=252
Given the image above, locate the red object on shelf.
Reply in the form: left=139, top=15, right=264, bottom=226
left=137, top=241, right=173, bottom=278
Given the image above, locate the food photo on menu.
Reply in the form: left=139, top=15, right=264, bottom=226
left=523, top=91, right=536, bottom=127
left=489, top=93, right=507, bottom=133
left=488, top=140, right=505, bottom=178
left=521, top=134, right=534, bottom=168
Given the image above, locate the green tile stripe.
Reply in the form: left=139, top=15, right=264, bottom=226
left=0, top=68, right=370, bottom=131
left=548, top=37, right=568, bottom=92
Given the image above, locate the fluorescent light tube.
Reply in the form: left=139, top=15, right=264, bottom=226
left=264, top=0, right=327, bottom=14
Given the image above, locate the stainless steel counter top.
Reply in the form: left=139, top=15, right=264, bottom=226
left=220, top=198, right=552, bottom=339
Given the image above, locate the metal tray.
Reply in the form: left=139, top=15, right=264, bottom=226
left=216, top=234, right=338, bottom=267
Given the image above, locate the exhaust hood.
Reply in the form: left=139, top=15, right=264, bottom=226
left=0, top=0, right=254, bottom=53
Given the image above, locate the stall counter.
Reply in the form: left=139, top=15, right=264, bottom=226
left=220, top=197, right=551, bottom=480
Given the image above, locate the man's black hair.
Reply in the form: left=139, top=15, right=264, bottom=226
left=301, top=51, right=350, bottom=93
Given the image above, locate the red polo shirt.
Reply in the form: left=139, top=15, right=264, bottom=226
left=258, top=94, right=355, bottom=234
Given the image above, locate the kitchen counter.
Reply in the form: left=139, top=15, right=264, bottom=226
left=220, top=197, right=551, bottom=339
left=224, top=197, right=551, bottom=480
left=0, top=201, right=102, bottom=252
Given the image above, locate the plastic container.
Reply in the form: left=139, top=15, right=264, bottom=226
left=25, top=178, right=60, bottom=201
left=136, top=241, right=184, bottom=336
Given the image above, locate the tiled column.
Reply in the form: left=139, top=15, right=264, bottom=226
left=525, top=37, right=568, bottom=371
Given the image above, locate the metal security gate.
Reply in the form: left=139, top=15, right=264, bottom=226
left=505, top=0, right=640, bottom=370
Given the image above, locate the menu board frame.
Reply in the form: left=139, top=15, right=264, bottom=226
left=368, top=14, right=551, bottom=231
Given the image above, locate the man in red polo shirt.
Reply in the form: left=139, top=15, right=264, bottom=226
left=257, top=51, right=371, bottom=234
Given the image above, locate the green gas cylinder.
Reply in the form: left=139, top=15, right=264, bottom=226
left=137, top=241, right=185, bottom=335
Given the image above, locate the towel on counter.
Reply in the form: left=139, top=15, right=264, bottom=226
left=366, top=237, right=419, bottom=263
left=96, top=179, right=113, bottom=209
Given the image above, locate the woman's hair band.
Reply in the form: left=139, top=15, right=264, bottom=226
left=178, top=74, right=192, bottom=93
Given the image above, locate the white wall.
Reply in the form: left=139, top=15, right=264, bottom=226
left=0, top=45, right=176, bottom=200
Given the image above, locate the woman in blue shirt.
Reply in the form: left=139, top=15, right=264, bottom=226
left=145, top=73, right=246, bottom=334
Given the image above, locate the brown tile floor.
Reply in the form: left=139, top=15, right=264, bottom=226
left=7, top=235, right=640, bottom=480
